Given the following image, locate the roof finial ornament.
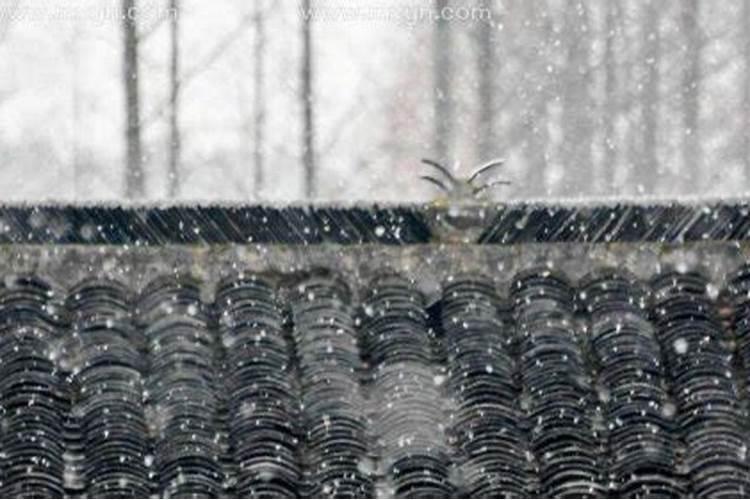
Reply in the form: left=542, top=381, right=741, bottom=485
left=420, top=158, right=511, bottom=204
left=420, top=158, right=510, bottom=243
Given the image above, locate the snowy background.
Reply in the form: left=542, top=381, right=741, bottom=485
left=0, top=0, right=747, bottom=203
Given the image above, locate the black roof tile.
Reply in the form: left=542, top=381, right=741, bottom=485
left=1, top=204, right=750, bottom=497
left=0, top=257, right=747, bottom=497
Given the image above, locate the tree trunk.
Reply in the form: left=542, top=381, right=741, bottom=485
left=560, top=2, right=593, bottom=191
left=603, top=0, right=620, bottom=192
left=523, top=0, right=549, bottom=197
left=71, top=26, right=82, bottom=197
left=301, top=0, right=315, bottom=199
left=433, top=0, right=453, bottom=162
left=475, top=1, right=494, bottom=162
left=743, top=0, right=750, bottom=187
left=122, top=0, right=144, bottom=199
left=681, top=0, right=701, bottom=190
left=640, top=0, right=660, bottom=193
left=167, top=0, right=180, bottom=198
left=253, top=1, right=266, bottom=198
left=122, top=0, right=145, bottom=198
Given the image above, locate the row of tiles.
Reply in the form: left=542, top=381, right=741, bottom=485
left=1, top=203, right=750, bottom=244
left=0, top=265, right=750, bottom=497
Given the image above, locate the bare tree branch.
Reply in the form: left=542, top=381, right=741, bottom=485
left=138, top=15, right=169, bottom=43
left=141, top=8, right=256, bottom=129
left=0, top=0, right=20, bottom=45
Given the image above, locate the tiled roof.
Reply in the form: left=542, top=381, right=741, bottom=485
left=1, top=252, right=750, bottom=497
left=2, top=204, right=750, bottom=498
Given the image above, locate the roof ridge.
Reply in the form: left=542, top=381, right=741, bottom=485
left=0, top=203, right=747, bottom=245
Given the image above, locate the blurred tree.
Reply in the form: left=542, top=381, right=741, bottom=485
left=253, top=0, right=266, bottom=199
left=69, top=26, right=83, bottom=196
left=301, top=0, right=316, bottom=198
left=743, top=0, right=750, bottom=183
left=681, top=0, right=702, bottom=188
left=520, top=0, right=550, bottom=195
left=0, top=0, right=19, bottom=44
left=640, top=0, right=661, bottom=191
left=602, top=0, right=621, bottom=192
left=4, top=0, right=745, bottom=201
left=167, top=0, right=180, bottom=198
left=141, top=11, right=256, bottom=128
left=433, top=0, right=453, bottom=162
left=122, top=0, right=144, bottom=198
left=475, top=1, right=495, bottom=161
left=560, top=2, right=593, bottom=189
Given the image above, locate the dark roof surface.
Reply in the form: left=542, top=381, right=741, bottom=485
left=2, top=203, right=750, bottom=498
left=1, top=202, right=750, bottom=244
left=1, top=255, right=750, bottom=498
